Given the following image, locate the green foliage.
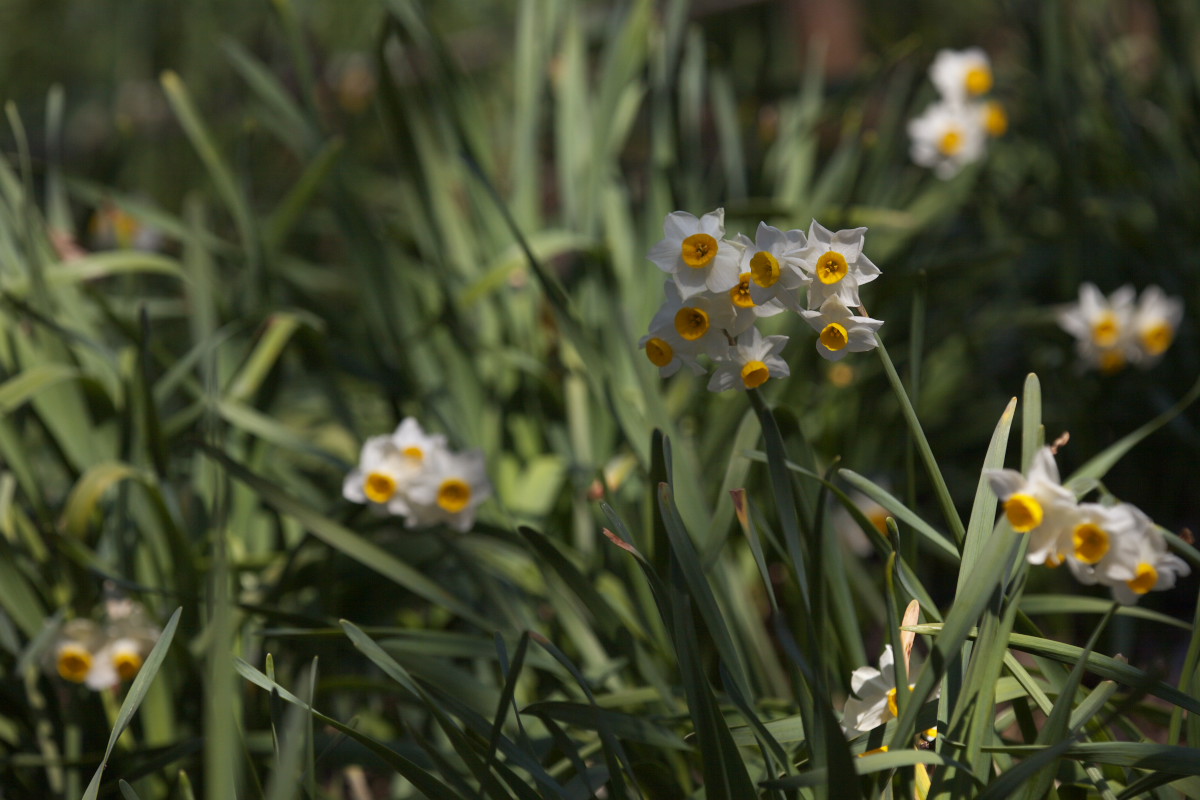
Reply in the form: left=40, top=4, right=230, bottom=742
left=0, top=0, right=1198, bottom=798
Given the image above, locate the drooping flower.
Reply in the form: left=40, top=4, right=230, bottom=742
left=707, top=327, right=790, bottom=392
left=929, top=47, right=993, bottom=104
left=1057, top=283, right=1137, bottom=373
left=796, top=222, right=881, bottom=309
left=800, top=296, right=884, bottom=361
left=403, top=447, right=492, bottom=532
left=1128, top=285, right=1183, bottom=366
left=646, top=209, right=743, bottom=299
left=985, top=447, right=1079, bottom=564
left=907, top=99, right=988, bottom=179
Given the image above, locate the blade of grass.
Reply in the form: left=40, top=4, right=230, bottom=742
left=82, top=607, right=182, bottom=800
left=874, top=335, right=965, bottom=546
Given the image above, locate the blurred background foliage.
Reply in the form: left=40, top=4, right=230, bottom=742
left=1, top=0, right=1198, bottom=797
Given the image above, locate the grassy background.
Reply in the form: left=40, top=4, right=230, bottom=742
left=0, top=0, right=1198, bottom=797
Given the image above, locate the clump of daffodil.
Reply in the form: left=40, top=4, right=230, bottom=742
left=1057, top=283, right=1182, bottom=372
left=50, top=598, right=160, bottom=690
left=987, top=445, right=1191, bottom=604
left=908, top=47, right=1006, bottom=179
left=639, top=212, right=885, bottom=389
left=344, top=417, right=492, bottom=532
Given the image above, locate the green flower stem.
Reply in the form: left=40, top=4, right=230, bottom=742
left=874, top=334, right=966, bottom=547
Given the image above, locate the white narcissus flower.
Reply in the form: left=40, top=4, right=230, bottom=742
left=707, top=328, right=790, bottom=392
left=87, top=637, right=148, bottom=690
left=1129, top=285, right=1183, bottom=366
left=739, top=223, right=810, bottom=312
left=907, top=99, right=988, bottom=180
left=725, top=231, right=789, bottom=335
left=343, top=435, right=422, bottom=515
left=646, top=209, right=743, bottom=299
left=800, top=296, right=883, bottom=362
left=403, top=448, right=492, bottom=532
left=842, top=646, right=927, bottom=735
left=392, top=417, right=448, bottom=468
left=929, top=47, right=993, bottom=103
left=1057, top=283, right=1136, bottom=373
left=985, top=447, right=1079, bottom=564
left=644, top=281, right=737, bottom=362
left=797, top=222, right=881, bottom=309
left=1062, top=502, right=1144, bottom=585
left=52, top=607, right=161, bottom=690
left=638, top=328, right=705, bottom=378
left=1101, top=519, right=1191, bottom=606
left=54, top=619, right=103, bottom=685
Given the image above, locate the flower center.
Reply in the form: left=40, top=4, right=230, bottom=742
left=364, top=471, right=397, bottom=504
left=674, top=307, right=710, bottom=341
left=402, top=446, right=424, bottom=461
left=1091, top=312, right=1120, bottom=347
left=1044, top=552, right=1065, bottom=568
left=984, top=101, right=1008, bottom=137
left=114, top=651, right=143, bottom=682
left=437, top=478, right=472, bottom=514
left=1072, top=522, right=1109, bottom=564
left=741, top=360, right=770, bottom=389
left=820, top=322, right=849, bottom=351
left=57, top=644, right=92, bottom=683
left=730, top=273, right=757, bottom=308
left=939, top=129, right=963, bottom=156
left=1140, top=322, right=1174, bottom=356
left=750, top=251, right=781, bottom=288
left=1126, top=562, right=1158, bottom=595
left=1003, top=493, right=1043, bottom=532
left=645, top=337, right=674, bottom=367
left=965, top=66, right=992, bottom=95
left=886, top=684, right=915, bottom=718
left=681, top=233, right=718, bottom=268
left=1099, top=350, right=1126, bottom=374
left=815, top=251, right=849, bottom=284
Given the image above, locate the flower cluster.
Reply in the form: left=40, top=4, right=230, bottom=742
left=51, top=598, right=159, bottom=691
left=986, top=446, right=1190, bottom=604
left=1057, top=283, right=1183, bottom=373
left=907, top=48, right=1006, bottom=179
left=343, top=418, right=491, bottom=532
left=639, top=209, right=884, bottom=390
